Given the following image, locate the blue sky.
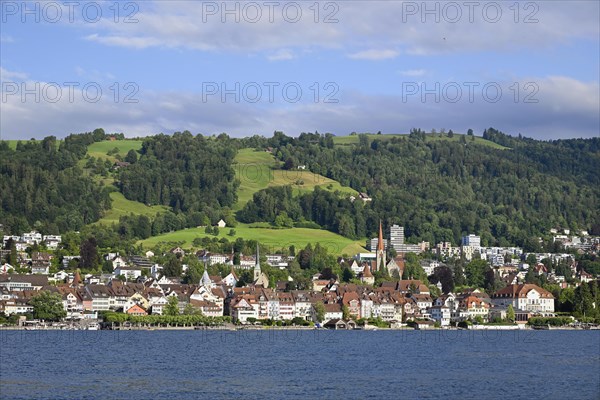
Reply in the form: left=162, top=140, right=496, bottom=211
left=1, top=0, right=598, bottom=140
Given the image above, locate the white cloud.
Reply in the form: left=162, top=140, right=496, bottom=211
left=0, top=67, right=28, bottom=81
left=267, top=49, right=295, bottom=61
left=72, top=1, right=598, bottom=58
left=1, top=73, right=597, bottom=141
left=0, top=35, right=14, bottom=43
left=84, top=34, right=163, bottom=49
left=348, top=49, right=399, bottom=60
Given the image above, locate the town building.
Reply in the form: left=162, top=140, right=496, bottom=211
left=491, top=284, right=555, bottom=313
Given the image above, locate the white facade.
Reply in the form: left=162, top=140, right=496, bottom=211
left=492, top=288, right=554, bottom=313
left=22, top=231, right=42, bottom=245
left=208, top=254, right=229, bottom=265
left=293, top=300, right=313, bottom=321
left=390, top=224, right=405, bottom=249
left=360, top=298, right=373, bottom=319
left=42, top=235, right=62, bottom=250
left=114, top=267, right=142, bottom=280
left=321, top=308, right=343, bottom=322
left=2, top=235, right=20, bottom=247
left=462, top=234, right=481, bottom=249
left=232, top=298, right=258, bottom=323
left=429, top=306, right=451, bottom=326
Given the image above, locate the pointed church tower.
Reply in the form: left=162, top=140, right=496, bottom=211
left=71, top=269, right=81, bottom=287
left=376, top=220, right=386, bottom=272
left=253, top=243, right=261, bottom=281
left=200, top=263, right=212, bottom=288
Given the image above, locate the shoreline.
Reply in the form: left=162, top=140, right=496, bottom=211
left=1, top=325, right=597, bottom=331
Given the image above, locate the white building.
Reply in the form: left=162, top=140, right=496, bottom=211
left=462, top=234, right=481, bottom=249
left=22, top=231, right=42, bottom=245
left=231, top=298, right=258, bottom=323
left=114, top=266, right=143, bottom=280
left=390, top=224, right=405, bottom=249
left=42, top=235, right=62, bottom=250
left=208, top=253, right=230, bottom=265
left=491, top=284, right=555, bottom=313
left=429, top=305, right=451, bottom=326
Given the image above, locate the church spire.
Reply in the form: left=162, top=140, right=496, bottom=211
left=378, top=220, right=384, bottom=252
left=254, top=242, right=261, bottom=281
left=200, top=262, right=211, bottom=288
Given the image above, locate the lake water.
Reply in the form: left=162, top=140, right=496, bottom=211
left=0, top=329, right=599, bottom=399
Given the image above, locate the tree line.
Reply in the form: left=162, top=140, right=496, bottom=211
left=249, top=129, right=599, bottom=248
left=0, top=129, right=111, bottom=234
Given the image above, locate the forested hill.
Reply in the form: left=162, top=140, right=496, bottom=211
left=0, top=131, right=111, bottom=233
left=0, top=128, right=598, bottom=252
left=118, top=133, right=239, bottom=212
left=242, top=129, right=599, bottom=249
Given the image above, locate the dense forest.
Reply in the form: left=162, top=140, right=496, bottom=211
left=1, top=128, right=598, bottom=251
left=0, top=130, right=111, bottom=233
left=118, top=132, right=238, bottom=212
left=240, top=129, right=600, bottom=249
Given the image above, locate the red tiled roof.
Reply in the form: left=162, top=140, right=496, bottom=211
left=492, top=284, right=554, bottom=299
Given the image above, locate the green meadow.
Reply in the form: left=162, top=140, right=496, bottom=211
left=233, top=148, right=358, bottom=210
left=83, top=145, right=364, bottom=255
left=86, top=140, right=145, bottom=162
left=139, top=222, right=366, bottom=255
left=332, top=133, right=508, bottom=149
left=96, top=191, right=168, bottom=225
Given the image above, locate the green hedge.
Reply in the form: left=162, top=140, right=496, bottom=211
left=103, top=312, right=231, bottom=326
left=527, top=317, right=573, bottom=326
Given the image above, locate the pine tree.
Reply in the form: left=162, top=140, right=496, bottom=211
left=507, top=304, right=515, bottom=322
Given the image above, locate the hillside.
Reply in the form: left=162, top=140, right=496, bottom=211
left=81, top=139, right=362, bottom=252
left=96, top=192, right=168, bottom=225
left=233, top=148, right=357, bottom=210
left=139, top=222, right=366, bottom=255
left=86, top=140, right=144, bottom=162
left=1, top=129, right=598, bottom=256
left=80, top=139, right=167, bottom=225
left=333, top=132, right=508, bottom=150
left=259, top=130, right=600, bottom=248
left=0, top=133, right=111, bottom=233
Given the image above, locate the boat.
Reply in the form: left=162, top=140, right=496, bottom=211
left=86, top=323, right=99, bottom=330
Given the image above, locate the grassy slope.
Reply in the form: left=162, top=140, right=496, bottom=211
left=85, top=143, right=365, bottom=254
left=83, top=140, right=168, bottom=225
left=97, top=192, right=168, bottom=225
left=233, top=148, right=358, bottom=210
left=87, top=140, right=145, bottom=162
left=4, top=140, right=18, bottom=150
left=233, top=149, right=277, bottom=209
left=139, top=223, right=366, bottom=255
left=3, top=139, right=62, bottom=150
left=333, top=133, right=508, bottom=150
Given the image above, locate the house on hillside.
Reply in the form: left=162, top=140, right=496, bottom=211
left=359, top=192, right=372, bottom=202
left=31, top=252, right=51, bottom=275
